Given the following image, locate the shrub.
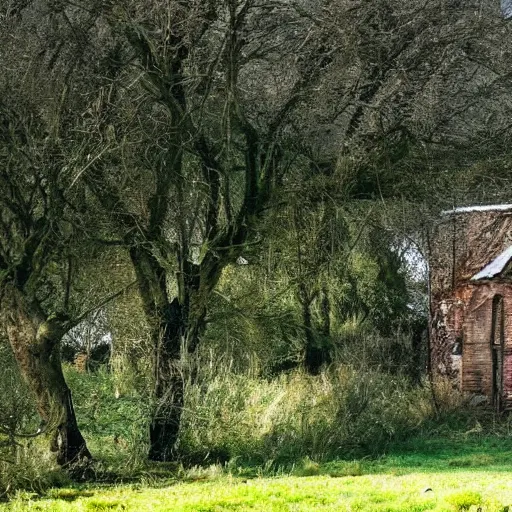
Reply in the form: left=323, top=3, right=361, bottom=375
left=445, top=490, right=482, bottom=511
left=63, top=365, right=150, bottom=471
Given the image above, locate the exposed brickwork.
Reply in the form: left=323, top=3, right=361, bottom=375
left=73, top=352, right=88, bottom=373
left=429, top=208, right=512, bottom=409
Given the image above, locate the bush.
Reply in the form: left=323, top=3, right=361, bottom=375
left=445, top=490, right=482, bottom=511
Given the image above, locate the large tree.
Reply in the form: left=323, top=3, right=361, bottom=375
left=0, top=95, right=94, bottom=465
left=80, top=0, right=512, bottom=459
left=0, top=0, right=127, bottom=465
left=75, top=0, right=336, bottom=460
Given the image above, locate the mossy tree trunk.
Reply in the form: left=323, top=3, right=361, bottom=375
left=298, top=283, right=331, bottom=375
left=129, top=246, right=224, bottom=461
left=2, top=287, right=90, bottom=466
left=129, top=247, right=182, bottom=462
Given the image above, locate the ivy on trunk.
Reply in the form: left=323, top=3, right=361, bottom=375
left=1, top=288, right=91, bottom=465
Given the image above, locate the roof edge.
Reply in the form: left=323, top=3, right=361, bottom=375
left=471, top=245, right=512, bottom=281
left=442, top=204, right=512, bottom=216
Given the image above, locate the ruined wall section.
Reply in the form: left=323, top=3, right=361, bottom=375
left=462, top=282, right=512, bottom=409
left=429, top=210, right=512, bottom=386
left=429, top=292, right=466, bottom=384
left=430, top=210, right=512, bottom=297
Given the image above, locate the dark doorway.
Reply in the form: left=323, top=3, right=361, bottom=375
left=491, top=295, right=505, bottom=412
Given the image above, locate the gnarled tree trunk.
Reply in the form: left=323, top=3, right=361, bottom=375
left=147, top=298, right=184, bottom=462
left=129, top=247, right=184, bottom=461
left=2, top=288, right=90, bottom=466
left=130, top=246, right=222, bottom=461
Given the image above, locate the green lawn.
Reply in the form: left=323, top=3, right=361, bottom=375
left=3, top=436, right=512, bottom=512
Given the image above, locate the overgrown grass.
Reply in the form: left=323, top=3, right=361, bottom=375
left=179, top=366, right=467, bottom=465
left=63, top=362, right=484, bottom=469
left=0, top=444, right=70, bottom=500
left=0, top=351, right=496, bottom=499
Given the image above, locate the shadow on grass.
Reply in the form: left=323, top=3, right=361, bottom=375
left=131, top=434, right=512, bottom=483
left=46, top=489, right=95, bottom=502
left=26, top=432, right=512, bottom=506
left=318, top=434, right=512, bottom=478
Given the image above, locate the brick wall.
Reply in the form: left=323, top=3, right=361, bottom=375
left=461, top=284, right=494, bottom=397
left=461, top=282, right=512, bottom=409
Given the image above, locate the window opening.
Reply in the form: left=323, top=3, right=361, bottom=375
left=491, top=294, right=505, bottom=412
left=491, top=295, right=504, bottom=346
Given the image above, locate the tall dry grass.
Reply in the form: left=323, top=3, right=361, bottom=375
left=179, top=364, right=457, bottom=465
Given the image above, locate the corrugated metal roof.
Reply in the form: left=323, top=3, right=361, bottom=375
left=471, top=245, right=512, bottom=281
left=442, top=204, right=512, bottom=216
left=503, top=0, right=512, bottom=19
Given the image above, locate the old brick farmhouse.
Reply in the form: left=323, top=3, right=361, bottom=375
left=429, top=204, right=512, bottom=410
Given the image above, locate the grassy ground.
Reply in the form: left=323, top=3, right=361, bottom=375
left=3, top=435, right=512, bottom=512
